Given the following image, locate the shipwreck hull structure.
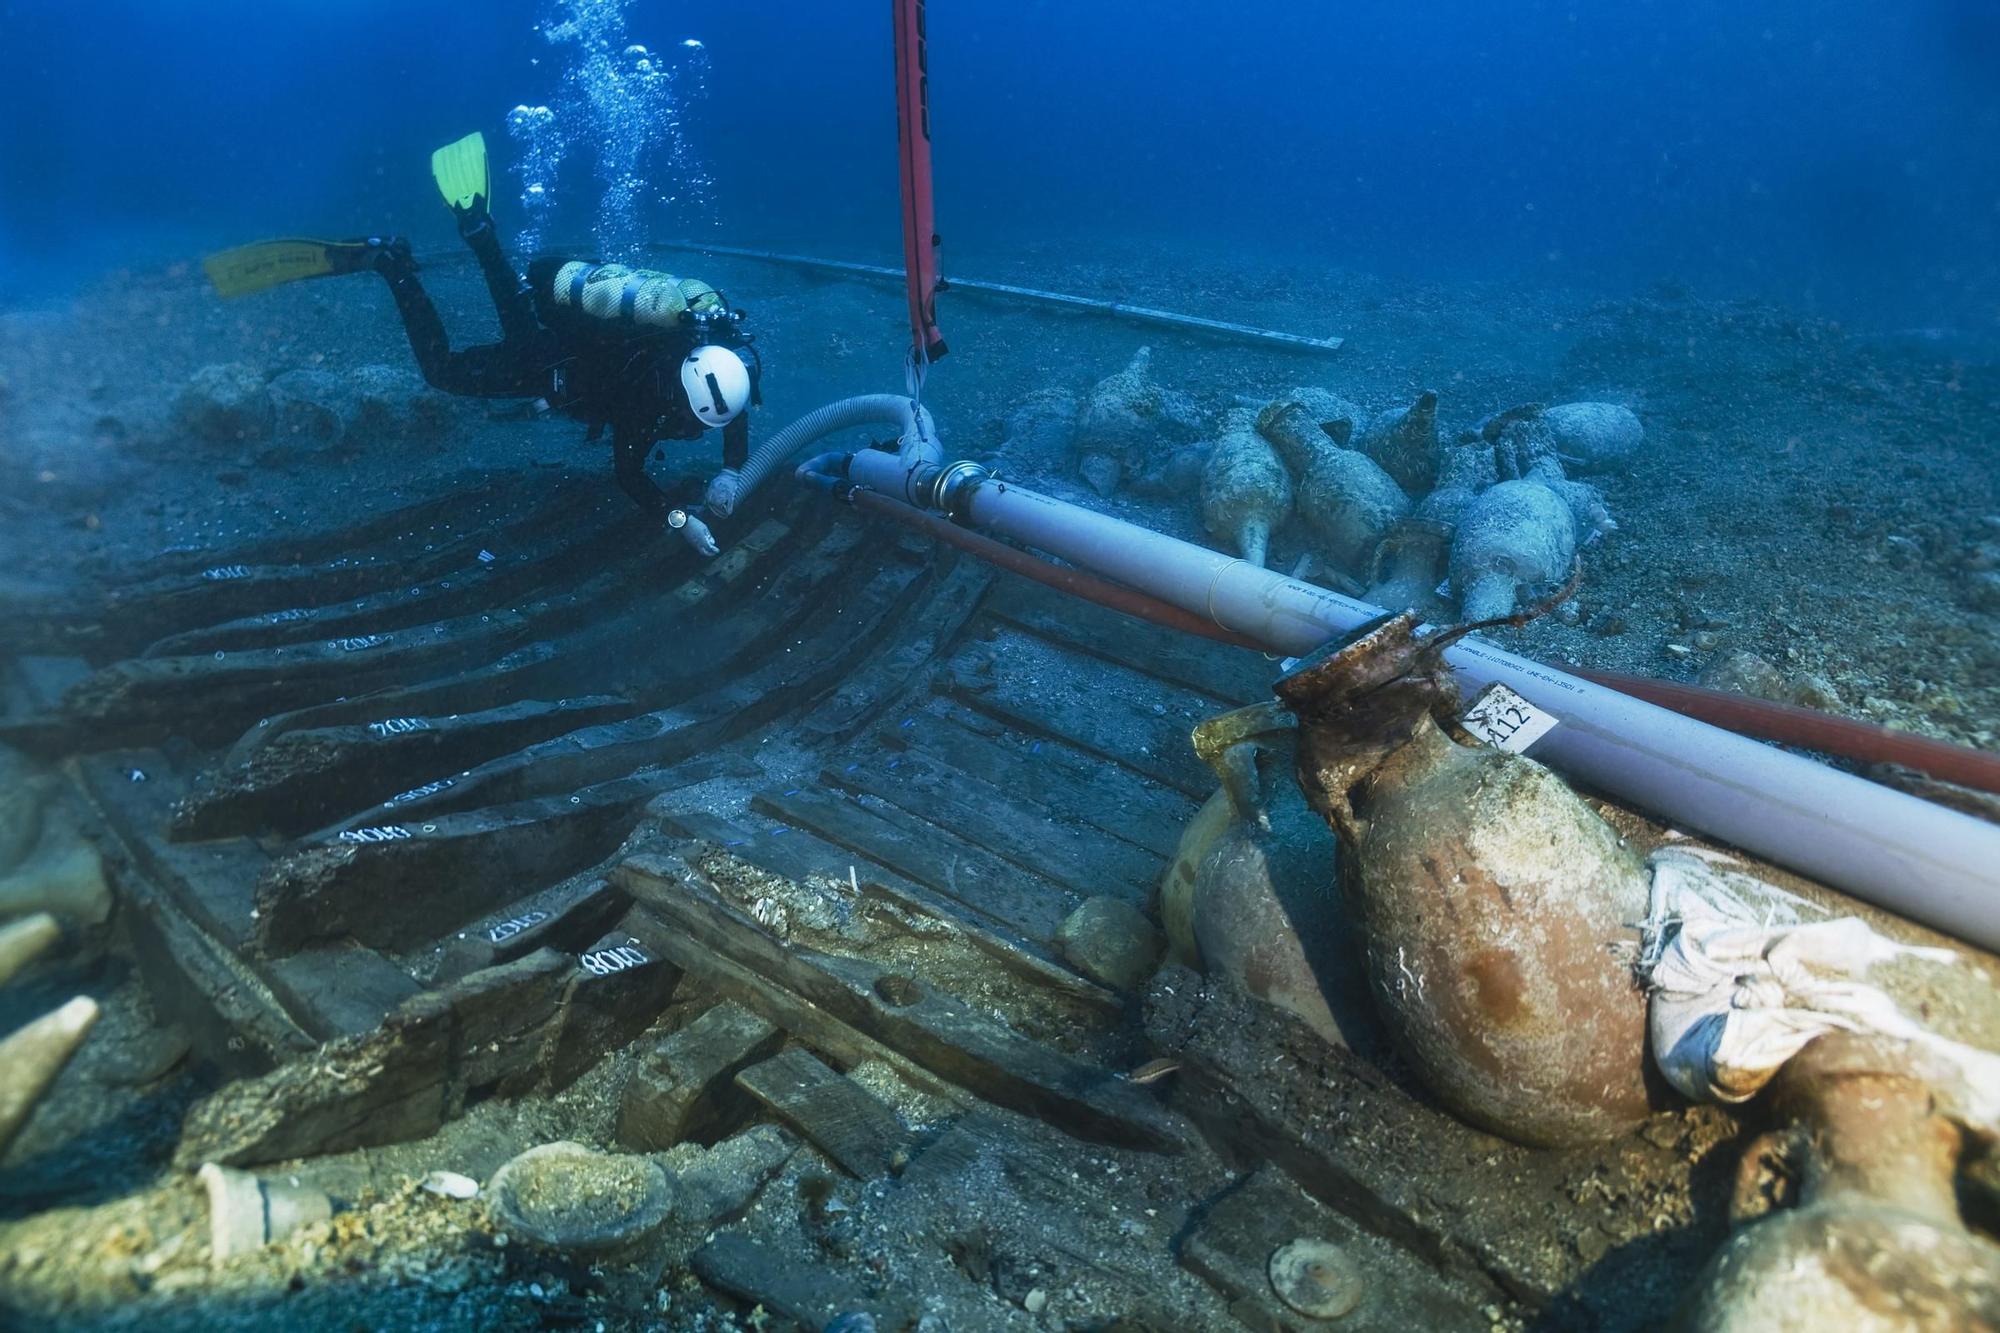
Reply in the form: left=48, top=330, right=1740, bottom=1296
left=0, top=464, right=1881, bottom=1328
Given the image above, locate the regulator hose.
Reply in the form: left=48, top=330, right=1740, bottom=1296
left=706, top=394, right=940, bottom=518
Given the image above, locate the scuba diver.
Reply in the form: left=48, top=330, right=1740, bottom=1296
left=201, top=132, right=756, bottom=555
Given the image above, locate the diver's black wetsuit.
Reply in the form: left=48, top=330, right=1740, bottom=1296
left=378, top=220, right=751, bottom=515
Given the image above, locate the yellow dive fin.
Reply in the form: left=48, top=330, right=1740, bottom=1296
left=431, top=131, right=490, bottom=213
left=201, top=238, right=373, bottom=299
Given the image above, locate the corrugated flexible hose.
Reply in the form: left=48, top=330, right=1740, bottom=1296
left=706, top=394, right=939, bottom=518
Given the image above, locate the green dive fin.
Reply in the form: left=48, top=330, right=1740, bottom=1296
left=431, top=131, right=490, bottom=213
left=200, top=238, right=377, bottom=299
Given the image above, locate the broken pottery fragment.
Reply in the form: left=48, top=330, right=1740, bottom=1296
left=1673, top=1034, right=2000, bottom=1332
left=421, top=1169, right=480, bottom=1200
left=1201, top=407, right=1293, bottom=568
left=199, top=1162, right=336, bottom=1262
left=1356, top=390, right=1441, bottom=496
left=0, top=995, right=101, bottom=1154
left=0, top=913, right=59, bottom=988
left=489, top=1141, right=675, bottom=1252
left=1276, top=613, right=1656, bottom=1145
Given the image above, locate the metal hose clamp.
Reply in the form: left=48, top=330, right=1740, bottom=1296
left=927, top=459, right=991, bottom=523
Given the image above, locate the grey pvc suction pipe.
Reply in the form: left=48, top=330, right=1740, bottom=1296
left=845, top=446, right=2000, bottom=951
left=718, top=394, right=939, bottom=516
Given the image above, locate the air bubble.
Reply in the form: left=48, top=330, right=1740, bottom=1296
left=511, top=0, right=715, bottom=256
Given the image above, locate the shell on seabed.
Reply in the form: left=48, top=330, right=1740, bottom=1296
left=1342, top=714, right=1655, bottom=1145
left=1269, top=1237, right=1365, bottom=1320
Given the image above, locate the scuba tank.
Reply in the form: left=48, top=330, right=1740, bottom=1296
left=533, top=260, right=731, bottom=334
left=525, top=257, right=760, bottom=414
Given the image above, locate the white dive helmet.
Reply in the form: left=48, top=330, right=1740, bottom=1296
left=680, top=344, right=751, bottom=427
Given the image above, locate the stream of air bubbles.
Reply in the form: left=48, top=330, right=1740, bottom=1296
left=507, top=0, right=715, bottom=259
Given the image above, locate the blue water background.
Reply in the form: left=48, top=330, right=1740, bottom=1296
left=1, top=0, right=1996, bottom=325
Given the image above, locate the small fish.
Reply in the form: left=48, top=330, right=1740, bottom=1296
left=1124, top=1057, right=1181, bottom=1085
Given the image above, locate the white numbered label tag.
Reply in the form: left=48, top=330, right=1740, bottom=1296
left=1460, top=682, right=1559, bottom=754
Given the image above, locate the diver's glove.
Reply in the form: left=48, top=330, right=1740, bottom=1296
left=667, top=507, right=719, bottom=558
left=704, top=469, right=744, bottom=518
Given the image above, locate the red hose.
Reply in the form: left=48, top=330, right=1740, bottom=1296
left=1573, top=669, right=2000, bottom=795
left=850, top=491, right=1264, bottom=650
left=852, top=493, right=2000, bottom=794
